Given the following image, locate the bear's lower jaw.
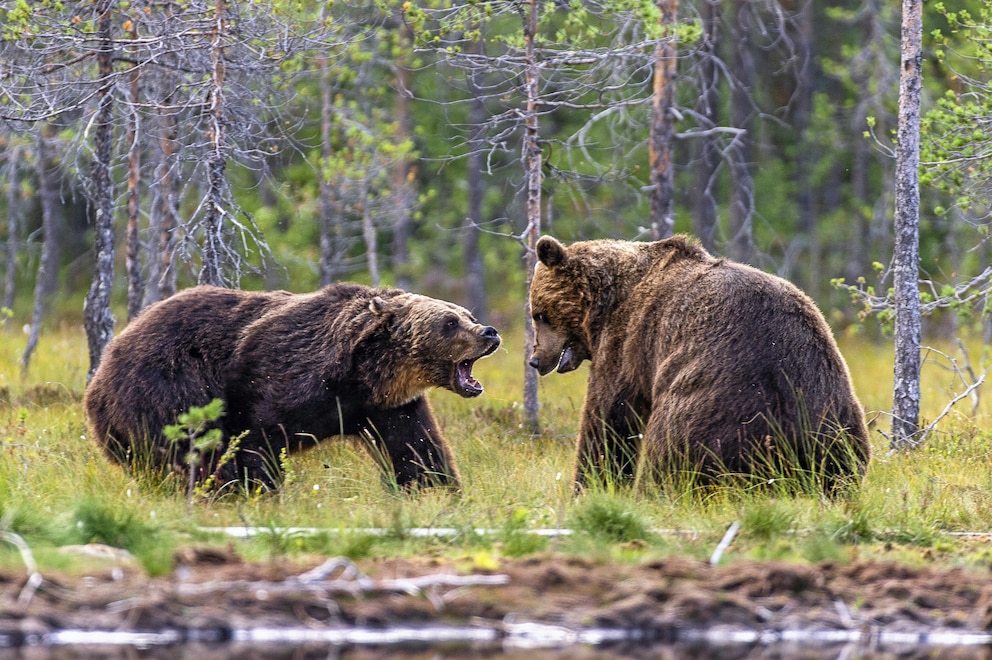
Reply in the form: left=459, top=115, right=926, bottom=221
left=556, top=344, right=583, bottom=373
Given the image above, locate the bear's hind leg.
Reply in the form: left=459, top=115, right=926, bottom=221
left=361, top=398, right=460, bottom=491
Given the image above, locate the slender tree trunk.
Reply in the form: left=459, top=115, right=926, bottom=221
left=157, top=99, right=179, bottom=300
left=362, top=177, right=380, bottom=287
left=146, top=4, right=179, bottom=304
left=126, top=18, right=144, bottom=320
left=728, top=0, right=756, bottom=263
left=3, top=146, right=20, bottom=334
left=522, top=0, right=542, bottom=434
left=199, top=0, right=227, bottom=287
left=891, top=0, right=923, bottom=448
left=792, top=1, right=818, bottom=297
left=846, top=119, right=871, bottom=297
left=84, top=1, right=117, bottom=381
left=145, top=106, right=171, bottom=306
left=693, top=0, right=720, bottom=254
left=22, top=126, right=59, bottom=371
left=318, top=56, right=341, bottom=287
left=391, top=22, right=414, bottom=291
left=649, top=0, right=679, bottom=241
left=465, top=44, right=487, bottom=316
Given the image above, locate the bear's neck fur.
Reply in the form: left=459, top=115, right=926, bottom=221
left=567, top=236, right=715, bottom=352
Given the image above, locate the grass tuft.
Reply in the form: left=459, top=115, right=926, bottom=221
left=71, top=499, right=173, bottom=575
left=568, top=493, right=652, bottom=544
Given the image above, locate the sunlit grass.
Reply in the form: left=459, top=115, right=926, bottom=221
left=5, top=322, right=992, bottom=574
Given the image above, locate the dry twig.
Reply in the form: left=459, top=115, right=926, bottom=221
left=0, top=530, right=43, bottom=607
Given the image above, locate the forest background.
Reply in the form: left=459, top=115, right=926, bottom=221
left=1, top=0, right=992, bottom=431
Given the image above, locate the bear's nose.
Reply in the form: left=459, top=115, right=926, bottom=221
left=528, top=357, right=541, bottom=370
left=481, top=326, right=499, bottom=339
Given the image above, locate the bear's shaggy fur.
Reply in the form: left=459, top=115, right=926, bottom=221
left=84, top=284, right=500, bottom=491
left=528, top=235, right=870, bottom=493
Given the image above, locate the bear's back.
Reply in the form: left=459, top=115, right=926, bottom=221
left=84, top=286, right=295, bottom=454
left=646, top=253, right=866, bottom=447
left=112, top=286, right=292, bottom=372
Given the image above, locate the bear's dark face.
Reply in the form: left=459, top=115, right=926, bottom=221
left=528, top=237, right=592, bottom=376
left=379, top=294, right=501, bottom=402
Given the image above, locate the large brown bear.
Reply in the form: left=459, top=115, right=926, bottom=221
left=84, top=283, right=500, bottom=491
left=528, top=235, right=870, bottom=494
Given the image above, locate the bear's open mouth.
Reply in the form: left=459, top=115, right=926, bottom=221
left=456, top=359, right=484, bottom=397
left=454, top=339, right=500, bottom=397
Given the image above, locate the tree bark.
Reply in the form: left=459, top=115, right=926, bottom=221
left=146, top=85, right=179, bottom=304
left=692, top=0, right=720, bottom=254
left=792, top=1, right=818, bottom=298
left=465, top=43, right=487, bottom=317
left=649, top=0, right=679, bottom=241
left=198, top=0, right=227, bottom=287
left=318, top=55, right=342, bottom=287
left=391, top=21, right=415, bottom=291
left=728, top=0, right=756, bottom=264
left=891, top=0, right=923, bottom=448
left=362, top=176, right=380, bottom=287
left=3, top=146, right=21, bottom=334
left=126, top=17, right=144, bottom=320
left=522, top=0, right=542, bottom=435
left=22, top=124, right=61, bottom=372
left=84, top=1, right=117, bottom=381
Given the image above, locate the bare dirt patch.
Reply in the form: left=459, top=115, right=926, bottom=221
left=4, top=549, right=992, bottom=657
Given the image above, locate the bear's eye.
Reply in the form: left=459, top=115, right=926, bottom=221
left=533, top=312, right=549, bottom=324
left=442, top=316, right=460, bottom=334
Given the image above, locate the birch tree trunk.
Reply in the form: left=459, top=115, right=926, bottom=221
left=391, top=23, right=415, bottom=291
left=318, top=55, right=340, bottom=288
left=522, top=0, right=542, bottom=434
left=649, top=0, right=679, bottom=241
left=362, top=177, right=380, bottom=287
left=22, top=125, right=60, bottom=371
left=891, top=0, right=923, bottom=448
left=3, top=146, right=20, bottom=334
left=465, top=84, right=487, bottom=317
left=84, top=1, right=117, bottom=381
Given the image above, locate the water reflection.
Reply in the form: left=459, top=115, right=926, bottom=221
left=6, top=624, right=992, bottom=659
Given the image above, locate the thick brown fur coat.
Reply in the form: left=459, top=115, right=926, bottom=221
left=528, top=235, right=870, bottom=493
left=84, top=284, right=500, bottom=491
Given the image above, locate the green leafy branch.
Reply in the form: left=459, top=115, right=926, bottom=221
left=163, top=399, right=241, bottom=509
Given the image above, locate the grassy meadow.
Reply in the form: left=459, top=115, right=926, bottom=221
left=4, top=318, right=992, bottom=576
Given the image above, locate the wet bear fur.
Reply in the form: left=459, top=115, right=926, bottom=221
left=528, top=235, right=870, bottom=494
left=84, top=284, right=500, bottom=491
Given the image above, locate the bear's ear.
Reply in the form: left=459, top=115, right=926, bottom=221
left=369, top=296, right=394, bottom=316
left=536, top=236, right=567, bottom=268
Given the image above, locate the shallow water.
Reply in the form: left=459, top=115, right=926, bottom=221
left=5, top=623, right=992, bottom=659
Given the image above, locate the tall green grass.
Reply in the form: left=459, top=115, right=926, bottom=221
left=4, top=321, right=992, bottom=573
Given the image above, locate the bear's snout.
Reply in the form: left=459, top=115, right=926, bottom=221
left=478, top=325, right=501, bottom=355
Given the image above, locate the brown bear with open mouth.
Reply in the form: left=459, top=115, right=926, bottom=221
left=528, top=234, right=870, bottom=494
left=84, top=283, right=500, bottom=491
